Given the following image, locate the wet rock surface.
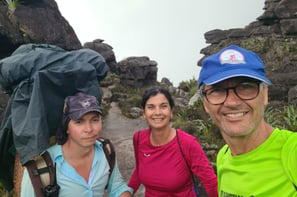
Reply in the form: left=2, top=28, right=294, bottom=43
left=101, top=102, right=147, bottom=196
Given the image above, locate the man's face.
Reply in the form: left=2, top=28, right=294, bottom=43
left=201, top=77, right=268, bottom=139
left=67, top=112, right=102, bottom=148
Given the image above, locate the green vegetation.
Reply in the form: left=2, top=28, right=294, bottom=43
left=241, top=37, right=273, bottom=54
left=0, top=183, right=13, bottom=197
left=111, top=83, right=146, bottom=118
left=3, top=0, right=20, bottom=12
left=282, top=105, right=297, bottom=131
left=178, top=77, right=198, bottom=98
left=2, top=76, right=296, bottom=195
left=108, top=76, right=297, bottom=147
left=263, top=105, right=297, bottom=131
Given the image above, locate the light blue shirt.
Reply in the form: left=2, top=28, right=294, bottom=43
left=21, top=141, right=132, bottom=197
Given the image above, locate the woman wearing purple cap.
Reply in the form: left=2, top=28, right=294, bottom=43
left=21, top=92, right=132, bottom=197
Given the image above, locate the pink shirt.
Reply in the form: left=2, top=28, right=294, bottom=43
left=129, top=128, right=218, bottom=197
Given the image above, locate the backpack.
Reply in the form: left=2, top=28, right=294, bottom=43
left=24, top=137, right=115, bottom=197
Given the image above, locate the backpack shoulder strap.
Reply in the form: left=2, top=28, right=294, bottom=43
left=98, top=137, right=115, bottom=188
left=136, top=131, right=141, bottom=175
left=41, top=151, right=55, bottom=186
left=176, top=129, right=200, bottom=196
left=176, top=129, right=191, bottom=173
left=25, top=151, right=55, bottom=197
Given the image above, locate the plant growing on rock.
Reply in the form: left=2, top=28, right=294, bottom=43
left=281, top=105, right=297, bottom=131
left=264, top=105, right=297, bottom=132
left=3, top=0, right=20, bottom=12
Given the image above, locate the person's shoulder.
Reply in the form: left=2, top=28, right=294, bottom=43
left=217, top=144, right=229, bottom=162
left=273, top=128, right=296, bottom=140
left=133, top=128, right=150, bottom=138
left=281, top=129, right=297, bottom=150
left=176, top=128, right=196, bottom=141
left=281, top=130, right=297, bottom=179
left=47, top=143, right=59, bottom=151
left=175, top=129, right=200, bottom=150
left=95, top=140, right=103, bottom=149
left=46, top=144, right=62, bottom=161
left=218, top=144, right=229, bottom=154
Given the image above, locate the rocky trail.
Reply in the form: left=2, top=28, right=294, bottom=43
left=101, top=102, right=146, bottom=196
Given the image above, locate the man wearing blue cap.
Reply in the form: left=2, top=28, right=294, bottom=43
left=198, top=45, right=297, bottom=196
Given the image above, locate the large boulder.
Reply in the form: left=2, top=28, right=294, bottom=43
left=118, top=56, right=158, bottom=88
left=83, top=39, right=118, bottom=74
left=0, top=0, right=82, bottom=126
left=0, top=0, right=81, bottom=58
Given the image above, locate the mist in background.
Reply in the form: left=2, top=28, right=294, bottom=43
left=57, top=0, right=265, bottom=86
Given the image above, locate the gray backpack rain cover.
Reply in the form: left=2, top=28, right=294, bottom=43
left=0, top=44, right=108, bottom=190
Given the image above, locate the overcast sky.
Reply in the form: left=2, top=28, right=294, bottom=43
left=56, top=0, right=265, bottom=86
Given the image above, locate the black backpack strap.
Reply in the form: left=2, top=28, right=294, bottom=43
left=98, top=137, right=115, bottom=189
left=136, top=131, right=140, bottom=175
left=176, top=130, right=200, bottom=196
left=25, top=151, right=55, bottom=197
left=176, top=129, right=192, bottom=174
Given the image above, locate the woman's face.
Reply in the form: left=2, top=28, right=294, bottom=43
left=143, top=93, right=173, bottom=130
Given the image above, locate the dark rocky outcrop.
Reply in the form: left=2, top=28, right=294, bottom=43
left=0, top=0, right=81, bottom=59
left=83, top=39, right=119, bottom=74
left=0, top=0, right=296, bottom=195
left=1, top=0, right=296, bottom=126
left=0, top=0, right=161, bottom=131
left=0, top=0, right=82, bottom=127
left=84, top=40, right=159, bottom=89
left=198, top=0, right=297, bottom=107
left=117, top=56, right=158, bottom=88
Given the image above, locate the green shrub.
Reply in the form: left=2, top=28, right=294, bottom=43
left=0, top=182, right=14, bottom=197
left=264, top=105, right=297, bottom=132
left=3, top=0, right=20, bottom=12
left=264, top=106, right=282, bottom=128
left=178, top=78, right=198, bottom=98
left=281, top=105, right=297, bottom=131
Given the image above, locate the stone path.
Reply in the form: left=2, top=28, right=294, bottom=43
left=101, top=102, right=146, bottom=196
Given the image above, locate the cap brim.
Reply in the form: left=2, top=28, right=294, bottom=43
left=69, top=108, right=103, bottom=121
left=203, top=69, right=272, bottom=86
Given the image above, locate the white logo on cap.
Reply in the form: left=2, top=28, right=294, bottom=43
left=81, top=100, right=91, bottom=109
left=220, top=49, right=246, bottom=64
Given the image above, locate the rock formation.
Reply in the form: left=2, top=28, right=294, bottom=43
left=0, top=0, right=296, bottom=195
left=0, top=0, right=81, bottom=59
left=117, top=56, right=158, bottom=88
left=83, top=39, right=119, bottom=74
left=1, top=0, right=297, bottom=123
left=198, top=0, right=297, bottom=107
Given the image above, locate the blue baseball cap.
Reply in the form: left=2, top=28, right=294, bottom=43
left=198, top=45, right=271, bottom=88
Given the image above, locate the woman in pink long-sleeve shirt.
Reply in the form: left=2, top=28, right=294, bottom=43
left=128, top=86, right=218, bottom=197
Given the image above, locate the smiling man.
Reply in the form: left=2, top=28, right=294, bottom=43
left=198, top=45, right=297, bottom=197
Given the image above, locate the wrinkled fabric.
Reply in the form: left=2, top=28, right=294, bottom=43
left=0, top=43, right=107, bottom=190
left=129, top=128, right=218, bottom=197
left=21, top=141, right=133, bottom=197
